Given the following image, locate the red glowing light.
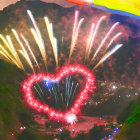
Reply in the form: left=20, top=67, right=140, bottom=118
left=21, top=64, right=96, bottom=123
left=20, top=126, right=23, bottom=131
left=11, top=133, right=14, bottom=137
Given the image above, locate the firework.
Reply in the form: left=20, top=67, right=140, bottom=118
left=92, top=22, right=119, bottom=60
left=0, top=34, right=24, bottom=70
left=21, top=34, right=40, bottom=71
left=0, top=10, right=122, bottom=73
left=103, top=32, right=122, bottom=54
left=93, top=44, right=123, bottom=70
left=0, top=10, right=123, bottom=124
left=12, top=28, right=35, bottom=72
left=69, top=12, right=84, bottom=62
left=85, top=23, right=94, bottom=62
left=0, top=43, right=20, bottom=67
left=86, top=16, right=106, bottom=60
left=27, top=10, right=48, bottom=71
left=66, top=113, right=77, bottom=124
left=34, top=75, right=79, bottom=110
left=44, top=17, right=58, bottom=67
left=22, top=64, right=96, bottom=123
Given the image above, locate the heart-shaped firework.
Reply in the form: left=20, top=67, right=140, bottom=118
left=22, top=64, right=96, bottom=124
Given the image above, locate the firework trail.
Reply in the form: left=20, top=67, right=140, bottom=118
left=93, top=44, right=123, bottom=70
left=27, top=10, right=47, bottom=71
left=44, top=17, right=58, bottom=67
left=69, top=11, right=84, bottom=62
left=103, top=32, right=122, bottom=54
left=86, top=16, right=106, bottom=59
left=0, top=49, right=11, bottom=62
left=85, top=23, right=94, bottom=62
left=43, top=76, right=78, bottom=109
left=0, top=34, right=24, bottom=70
left=0, top=10, right=122, bottom=73
left=92, top=22, right=120, bottom=60
left=21, top=34, right=40, bottom=71
left=34, top=85, right=44, bottom=101
left=12, top=29, right=35, bottom=72
left=0, top=43, right=20, bottom=68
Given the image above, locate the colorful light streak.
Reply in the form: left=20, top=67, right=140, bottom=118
left=22, top=64, right=96, bottom=123
left=66, top=0, right=92, bottom=5
left=66, top=0, right=140, bottom=19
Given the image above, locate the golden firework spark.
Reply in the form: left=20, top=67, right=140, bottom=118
left=27, top=10, right=47, bottom=71
left=0, top=10, right=123, bottom=73
left=44, top=17, right=58, bottom=67
left=69, top=11, right=84, bottom=62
